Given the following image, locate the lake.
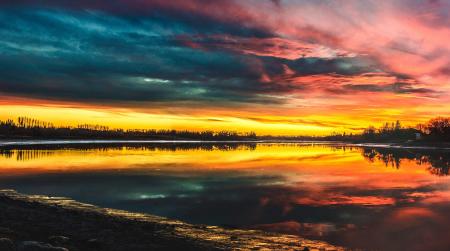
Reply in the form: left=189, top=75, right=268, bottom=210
left=1, top=142, right=449, bottom=251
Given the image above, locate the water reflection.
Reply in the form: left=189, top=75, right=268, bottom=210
left=2, top=144, right=448, bottom=176
left=0, top=143, right=449, bottom=251
left=0, top=143, right=258, bottom=161
left=362, top=147, right=450, bottom=176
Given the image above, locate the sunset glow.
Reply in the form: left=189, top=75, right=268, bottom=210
left=1, top=143, right=450, bottom=251
left=1, top=144, right=447, bottom=206
left=1, top=0, right=450, bottom=135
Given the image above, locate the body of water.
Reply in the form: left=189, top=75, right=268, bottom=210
left=1, top=142, right=449, bottom=251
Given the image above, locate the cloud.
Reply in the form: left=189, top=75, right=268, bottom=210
left=241, top=116, right=354, bottom=128
left=0, top=8, right=278, bottom=105
left=0, top=7, right=392, bottom=107
left=176, top=35, right=354, bottom=60
left=341, top=82, right=436, bottom=95
left=0, top=0, right=448, bottom=121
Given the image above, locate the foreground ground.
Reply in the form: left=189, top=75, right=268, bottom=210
left=0, top=190, right=346, bottom=251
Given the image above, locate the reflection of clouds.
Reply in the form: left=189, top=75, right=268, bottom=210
left=295, top=195, right=395, bottom=206
left=253, top=221, right=339, bottom=237
left=1, top=166, right=450, bottom=250
left=390, top=207, right=438, bottom=220
left=408, top=190, right=450, bottom=204
left=1, top=144, right=450, bottom=250
left=361, top=206, right=450, bottom=251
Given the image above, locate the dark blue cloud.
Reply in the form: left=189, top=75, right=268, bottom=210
left=0, top=6, right=385, bottom=106
left=0, top=8, right=268, bottom=103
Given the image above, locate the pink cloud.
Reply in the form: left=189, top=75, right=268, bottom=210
left=178, top=35, right=353, bottom=60
left=168, top=0, right=449, bottom=101
left=261, top=0, right=450, bottom=86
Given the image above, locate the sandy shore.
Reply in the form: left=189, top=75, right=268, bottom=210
left=0, top=190, right=347, bottom=251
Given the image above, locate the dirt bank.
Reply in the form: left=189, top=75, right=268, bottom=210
left=0, top=190, right=347, bottom=251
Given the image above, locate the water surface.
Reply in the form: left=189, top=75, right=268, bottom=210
left=1, top=142, right=449, bottom=251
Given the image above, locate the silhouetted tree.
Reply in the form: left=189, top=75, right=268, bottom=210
left=0, top=117, right=258, bottom=141
left=424, top=117, right=450, bottom=141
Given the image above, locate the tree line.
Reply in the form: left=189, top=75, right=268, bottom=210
left=360, top=120, right=419, bottom=142
left=1, top=116, right=449, bottom=142
left=321, top=117, right=450, bottom=142
left=362, top=117, right=450, bottom=142
left=0, top=117, right=257, bottom=141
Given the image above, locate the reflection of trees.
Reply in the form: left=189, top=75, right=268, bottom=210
left=15, top=150, right=55, bottom=161
left=362, top=148, right=450, bottom=176
left=423, top=155, right=450, bottom=176
left=362, top=149, right=402, bottom=169
left=0, top=149, right=13, bottom=159
left=0, top=143, right=257, bottom=161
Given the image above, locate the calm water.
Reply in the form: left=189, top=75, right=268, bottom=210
left=1, top=142, right=450, bottom=251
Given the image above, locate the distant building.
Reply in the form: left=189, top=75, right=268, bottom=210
left=415, top=133, right=422, bottom=140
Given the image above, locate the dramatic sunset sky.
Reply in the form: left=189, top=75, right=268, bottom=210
left=0, top=0, right=449, bottom=135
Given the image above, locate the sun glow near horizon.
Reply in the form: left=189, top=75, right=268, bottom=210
left=0, top=102, right=439, bottom=136
left=1, top=0, right=450, bottom=136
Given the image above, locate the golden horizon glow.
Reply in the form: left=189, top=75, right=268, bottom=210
left=1, top=101, right=446, bottom=136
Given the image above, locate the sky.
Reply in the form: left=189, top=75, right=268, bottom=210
left=0, top=0, right=449, bottom=135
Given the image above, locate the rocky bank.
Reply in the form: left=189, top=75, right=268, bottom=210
left=0, top=190, right=346, bottom=251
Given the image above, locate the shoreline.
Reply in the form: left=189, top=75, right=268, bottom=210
left=0, top=189, right=345, bottom=251
left=0, top=139, right=449, bottom=150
